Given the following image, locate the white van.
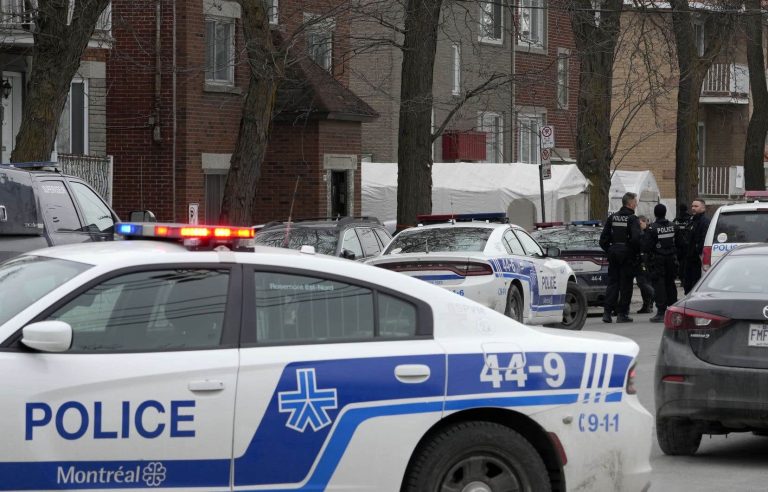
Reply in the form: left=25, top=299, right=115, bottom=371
left=703, top=194, right=768, bottom=272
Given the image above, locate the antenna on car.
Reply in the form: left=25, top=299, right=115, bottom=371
left=283, top=176, right=301, bottom=247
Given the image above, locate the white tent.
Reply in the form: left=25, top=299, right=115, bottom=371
left=362, top=162, right=591, bottom=230
left=609, top=170, right=661, bottom=219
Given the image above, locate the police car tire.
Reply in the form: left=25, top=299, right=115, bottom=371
left=504, top=285, right=524, bottom=322
left=546, top=282, right=586, bottom=331
left=656, top=417, right=702, bottom=456
left=403, top=421, right=550, bottom=492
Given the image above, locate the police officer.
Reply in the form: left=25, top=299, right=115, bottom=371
left=600, top=192, right=642, bottom=323
left=673, top=204, right=692, bottom=281
left=683, top=198, right=711, bottom=294
left=645, top=204, right=678, bottom=322
left=635, top=216, right=654, bottom=314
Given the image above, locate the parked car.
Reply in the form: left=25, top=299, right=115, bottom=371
left=531, top=222, right=607, bottom=306
left=254, top=216, right=391, bottom=261
left=702, top=192, right=768, bottom=273
left=0, top=163, right=125, bottom=262
left=656, top=243, right=768, bottom=455
left=367, top=213, right=588, bottom=330
left=0, top=221, right=652, bottom=491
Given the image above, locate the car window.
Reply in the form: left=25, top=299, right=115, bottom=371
left=48, top=269, right=229, bottom=351
left=253, top=271, right=374, bottom=343
left=374, top=228, right=392, bottom=249
left=531, top=228, right=602, bottom=250
left=698, top=256, right=768, bottom=293
left=39, top=180, right=81, bottom=232
left=378, top=293, right=417, bottom=337
left=357, top=227, right=381, bottom=257
left=515, top=230, right=544, bottom=257
left=341, top=229, right=364, bottom=258
left=503, top=230, right=526, bottom=255
left=714, top=211, right=768, bottom=243
left=254, top=228, right=338, bottom=255
left=385, top=227, right=492, bottom=254
left=69, top=181, right=115, bottom=233
left=0, top=255, right=90, bottom=327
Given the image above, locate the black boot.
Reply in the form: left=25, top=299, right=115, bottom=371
left=602, top=309, right=612, bottom=323
left=650, top=309, right=665, bottom=323
left=637, top=303, right=653, bottom=314
left=616, top=313, right=634, bottom=323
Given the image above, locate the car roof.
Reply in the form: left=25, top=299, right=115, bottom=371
left=260, top=217, right=384, bottom=231
left=404, top=222, right=514, bottom=231
left=716, top=202, right=768, bottom=213
left=727, top=244, right=768, bottom=256
left=0, top=163, right=78, bottom=179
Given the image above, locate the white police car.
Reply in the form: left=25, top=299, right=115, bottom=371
left=0, top=222, right=652, bottom=491
left=703, top=193, right=768, bottom=272
left=367, top=214, right=588, bottom=330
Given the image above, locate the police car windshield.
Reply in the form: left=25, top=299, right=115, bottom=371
left=0, top=255, right=91, bottom=326
left=714, top=211, right=768, bottom=243
left=698, top=255, right=768, bottom=294
left=385, top=227, right=492, bottom=254
left=531, top=228, right=602, bottom=251
left=254, top=228, right=338, bottom=255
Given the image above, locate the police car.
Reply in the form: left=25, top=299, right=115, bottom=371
left=0, top=222, right=652, bottom=491
left=703, top=192, right=768, bottom=272
left=366, top=214, right=588, bottom=330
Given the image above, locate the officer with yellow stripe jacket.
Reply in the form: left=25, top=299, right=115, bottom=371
left=644, top=204, right=678, bottom=322
left=599, top=192, right=642, bottom=323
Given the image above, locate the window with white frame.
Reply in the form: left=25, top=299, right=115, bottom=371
left=693, top=22, right=704, bottom=57
left=556, top=49, right=569, bottom=109
left=479, top=1, right=503, bottom=43
left=265, top=0, right=278, bottom=24
left=452, top=44, right=461, bottom=95
left=205, top=17, right=235, bottom=84
left=306, top=16, right=333, bottom=71
left=697, top=121, right=705, bottom=166
left=518, top=114, right=544, bottom=164
left=56, top=80, right=88, bottom=155
left=479, top=112, right=504, bottom=163
left=519, top=0, right=545, bottom=48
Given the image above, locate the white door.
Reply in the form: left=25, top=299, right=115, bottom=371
left=232, top=268, right=446, bottom=490
left=514, top=229, right=564, bottom=323
left=1, top=72, right=22, bottom=163
left=0, top=266, right=238, bottom=490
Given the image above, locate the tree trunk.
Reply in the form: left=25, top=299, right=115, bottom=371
left=571, top=0, right=622, bottom=219
left=219, top=0, right=280, bottom=225
left=743, top=0, right=768, bottom=191
left=396, top=0, right=442, bottom=229
left=11, top=0, right=110, bottom=162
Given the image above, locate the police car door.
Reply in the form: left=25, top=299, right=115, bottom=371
left=233, top=268, right=446, bottom=491
left=514, top=230, right=564, bottom=322
left=0, top=266, right=240, bottom=491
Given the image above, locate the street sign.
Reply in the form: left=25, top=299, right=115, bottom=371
left=540, top=125, right=555, bottom=149
left=541, top=148, right=552, bottom=180
left=189, top=203, right=199, bottom=225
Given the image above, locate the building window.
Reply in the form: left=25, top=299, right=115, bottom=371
left=56, top=80, right=88, bottom=155
left=306, top=16, right=333, bottom=71
left=452, top=44, right=461, bottom=95
left=266, top=0, right=278, bottom=24
left=693, top=22, right=704, bottom=57
left=519, top=0, right=545, bottom=48
left=479, top=112, right=504, bottom=163
left=519, top=114, right=544, bottom=164
left=205, top=17, right=235, bottom=84
left=479, top=1, right=503, bottom=43
left=697, top=121, right=705, bottom=166
left=556, top=49, right=569, bottom=109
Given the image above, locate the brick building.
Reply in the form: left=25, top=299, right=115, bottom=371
left=107, top=0, right=375, bottom=224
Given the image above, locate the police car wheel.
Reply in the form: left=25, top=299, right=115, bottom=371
left=504, top=286, right=524, bottom=322
left=547, top=282, right=586, bottom=331
left=403, top=421, right=550, bottom=492
left=656, top=417, right=702, bottom=456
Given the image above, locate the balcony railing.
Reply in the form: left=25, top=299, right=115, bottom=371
left=0, top=0, right=110, bottom=35
left=698, top=165, right=744, bottom=197
left=700, top=64, right=749, bottom=104
left=59, top=154, right=113, bottom=205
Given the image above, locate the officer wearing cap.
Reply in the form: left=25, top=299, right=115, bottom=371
left=644, top=204, right=678, bottom=322
left=599, top=192, right=642, bottom=323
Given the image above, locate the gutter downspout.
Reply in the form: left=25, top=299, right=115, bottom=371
left=172, top=0, right=177, bottom=221
left=154, top=0, right=162, bottom=143
left=510, top=3, right=516, bottom=165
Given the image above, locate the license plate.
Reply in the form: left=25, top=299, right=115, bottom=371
left=748, top=324, right=768, bottom=347
left=568, top=260, right=600, bottom=273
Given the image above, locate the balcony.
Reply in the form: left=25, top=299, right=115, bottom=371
left=700, top=63, right=749, bottom=104
left=0, top=0, right=111, bottom=46
left=698, top=165, right=744, bottom=198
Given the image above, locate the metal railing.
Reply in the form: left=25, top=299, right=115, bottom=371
left=701, top=63, right=749, bottom=97
left=0, top=0, right=109, bottom=33
left=697, top=165, right=744, bottom=197
left=58, top=154, right=113, bottom=205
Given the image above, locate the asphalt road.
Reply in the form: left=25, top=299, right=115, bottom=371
left=583, top=300, right=768, bottom=492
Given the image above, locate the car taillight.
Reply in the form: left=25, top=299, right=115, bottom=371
left=702, top=245, right=712, bottom=271
left=463, top=263, right=494, bottom=276
left=664, top=305, right=731, bottom=330
left=378, top=261, right=493, bottom=277
left=626, top=365, right=637, bottom=395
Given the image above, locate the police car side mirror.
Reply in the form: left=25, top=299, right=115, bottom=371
left=21, top=321, right=73, bottom=353
left=128, top=210, right=157, bottom=223
left=546, top=246, right=561, bottom=257
left=341, top=249, right=356, bottom=260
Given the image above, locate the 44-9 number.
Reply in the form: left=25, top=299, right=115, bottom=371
left=480, top=353, right=565, bottom=389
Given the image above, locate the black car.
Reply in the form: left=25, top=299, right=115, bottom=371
left=254, top=216, right=392, bottom=261
left=655, top=244, right=768, bottom=455
left=530, top=223, right=607, bottom=306
left=0, top=164, right=123, bottom=262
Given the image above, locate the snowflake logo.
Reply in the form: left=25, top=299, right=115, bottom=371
left=142, top=462, right=167, bottom=487
left=278, top=368, right=338, bottom=432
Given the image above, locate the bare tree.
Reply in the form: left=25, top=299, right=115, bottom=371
left=743, top=0, right=768, bottom=191
left=11, top=0, right=111, bottom=162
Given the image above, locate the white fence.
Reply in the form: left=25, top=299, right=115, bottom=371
left=698, top=165, right=744, bottom=197
left=701, top=63, right=749, bottom=97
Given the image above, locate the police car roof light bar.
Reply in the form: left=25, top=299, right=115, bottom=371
left=534, top=221, right=565, bottom=229
left=417, top=212, right=507, bottom=224
left=117, top=222, right=254, bottom=249
left=744, top=191, right=768, bottom=202
left=571, top=220, right=602, bottom=227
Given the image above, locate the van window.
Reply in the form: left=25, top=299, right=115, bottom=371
left=714, top=211, right=768, bottom=243
left=39, top=180, right=81, bottom=232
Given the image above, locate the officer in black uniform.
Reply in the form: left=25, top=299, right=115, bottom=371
left=599, top=192, right=642, bottom=323
left=645, top=204, right=678, bottom=322
left=683, top=198, right=711, bottom=294
left=635, top=216, right=654, bottom=314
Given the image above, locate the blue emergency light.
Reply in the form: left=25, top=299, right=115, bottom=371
left=117, top=223, right=141, bottom=235
left=417, top=212, right=507, bottom=224
left=571, top=220, right=602, bottom=227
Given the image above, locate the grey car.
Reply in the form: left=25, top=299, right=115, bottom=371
left=655, top=243, right=768, bottom=455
